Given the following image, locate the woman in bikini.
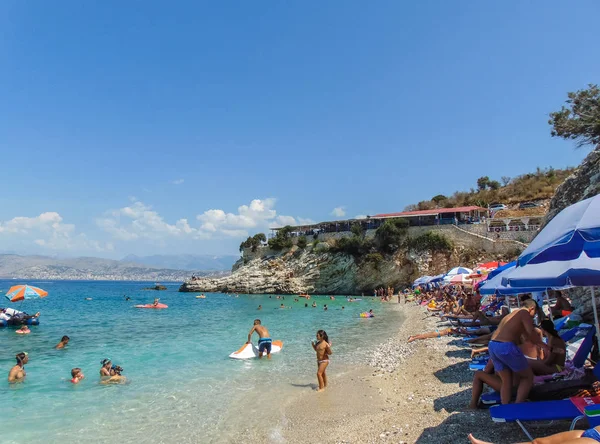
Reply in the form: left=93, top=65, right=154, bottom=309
left=312, top=330, right=332, bottom=392
left=8, top=352, right=28, bottom=383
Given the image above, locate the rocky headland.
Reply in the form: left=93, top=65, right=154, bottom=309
left=179, top=243, right=509, bottom=295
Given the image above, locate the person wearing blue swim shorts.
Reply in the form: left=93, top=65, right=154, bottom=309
left=485, top=299, right=549, bottom=405
left=247, top=319, right=272, bottom=359
left=469, top=425, right=600, bottom=443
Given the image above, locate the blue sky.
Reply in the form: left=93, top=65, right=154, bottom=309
left=0, top=1, right=597, bottom=258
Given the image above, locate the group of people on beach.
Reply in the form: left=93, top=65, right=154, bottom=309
left=374, top=286, right=395, bottom=302
left=405, top=284, right=600, bottom=443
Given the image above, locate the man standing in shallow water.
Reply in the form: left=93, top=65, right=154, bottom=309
left=247, top=319, right=272, bottom=359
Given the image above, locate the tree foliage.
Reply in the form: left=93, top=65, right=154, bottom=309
left=296, top=236, right=307, bottom=249
left=406, top=231, right=453, bottom=252
left=431, top=194, right=447, bottom=205
left=488, top=180, right=501, bottom=191
left=239, top=233, right=267, bottom=252
left=477, top=176, right=490, bottom=191
left=375, top=218, right=409, bottom=252
left=549, top=84, right=600, bottom=147
left=351, top=222, right=365, bottom=238
left=267, top=226, right=294, bottom=251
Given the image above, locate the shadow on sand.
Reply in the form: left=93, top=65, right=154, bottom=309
left=434, top=361, right=473, bottom=385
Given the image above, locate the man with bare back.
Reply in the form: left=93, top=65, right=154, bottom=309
left=247, top=319, right=272, bottom=359
left=487, top=299, right=548, bottom=404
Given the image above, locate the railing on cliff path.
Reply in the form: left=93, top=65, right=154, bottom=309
left=449, top=224, right=530, bottom=248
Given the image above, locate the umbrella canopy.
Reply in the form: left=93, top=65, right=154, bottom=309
left=478, top=261, right=507, bottom=270
left=518, top=195, right=600, bottom=266
left=507, top=195, right=600, bottom=336
left=429, top=274, right=446, bottom=284
left=448, top=274, right=472, bottom=284
left=413, top=276, right=433, bottom=287
left=446, top=266, right=473, bottom=276
left=503, top=251, right=600, bottom=288
left=5, top=285, right=48, bottom=302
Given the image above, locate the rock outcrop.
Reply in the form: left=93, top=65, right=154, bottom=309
left=179, top=243, right=502, bottom=295
left=547, top=145, right=600, bottom=322
left=545, top=144, right=600, bottom=225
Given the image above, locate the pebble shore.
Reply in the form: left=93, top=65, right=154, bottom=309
left=273, top=301, right=571, bottom=444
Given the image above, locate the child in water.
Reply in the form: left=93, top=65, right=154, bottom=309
left=312, top=330, right=332, bottom=392
left=71, top=368, right=85, bottom=384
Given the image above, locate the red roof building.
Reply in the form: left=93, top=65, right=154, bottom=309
left=373, top=206, right=487, bottom=219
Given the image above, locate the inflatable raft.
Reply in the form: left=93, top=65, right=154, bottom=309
left=135, top=303, right=168, bottom=309
left=0, top=318, right=39, bottom=327
left=229, top=340, right=283, bottom=359
left=359, top=312, right=374, bottom=318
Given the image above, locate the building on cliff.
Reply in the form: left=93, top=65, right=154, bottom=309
left=269, top=206, right=488, bottom=238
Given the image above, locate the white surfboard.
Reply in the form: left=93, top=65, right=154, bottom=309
left=229, top=340, right=283, bottom=359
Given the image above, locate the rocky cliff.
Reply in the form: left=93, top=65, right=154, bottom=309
left=179, top=241, right=505, bottom=295
left=545, top=144, right=600, bottom=225
left=552, top=145, right=600, bottom=320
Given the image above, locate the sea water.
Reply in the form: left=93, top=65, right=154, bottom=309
left=0, top=281, right=401, bottom=443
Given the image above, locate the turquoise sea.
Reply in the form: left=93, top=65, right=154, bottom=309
left=0, top=280, right=401, bottom=443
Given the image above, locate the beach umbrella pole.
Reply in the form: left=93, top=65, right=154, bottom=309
left=591, top=287, right=600, bottom=338
left=545, top=289, right=553, bottom=321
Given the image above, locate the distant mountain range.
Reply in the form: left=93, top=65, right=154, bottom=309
left=0, top=254, right=231, bottom=281
left=121, top=254, right=239, bottom=271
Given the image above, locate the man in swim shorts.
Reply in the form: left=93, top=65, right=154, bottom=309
left=247, top=319, right=272, bottom=359
left=486, top=299, right=548, bottom=405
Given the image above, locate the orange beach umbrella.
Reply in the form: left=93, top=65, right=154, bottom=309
left=5, top=285, right=48, bottom=302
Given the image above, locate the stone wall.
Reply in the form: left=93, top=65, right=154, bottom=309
left=406, top=225, right=525, bottom=255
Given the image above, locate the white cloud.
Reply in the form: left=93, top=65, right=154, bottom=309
left=297, top=217, right=316, bottom=225
left=172, top=179, right=185, bottom=185
left=354, top=214, right=367, bottom=220
left=274, top=215, right=297, bottom=226
left=97, top=201, right=203, bottom=241
left=0, top=212, right=110, bottom=252
left=331, top=207, right=346, bottom=218
left=196, top=198, right=278, bottom=236
left=96, top=197, right=316, bottom=247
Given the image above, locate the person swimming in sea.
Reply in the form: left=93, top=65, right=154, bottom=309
left=70, top=368, right=84, bottom=384
left=124, top=295, right=131, bottom=301
left=324, top=305, right=328, bottom=311
left=257, top=305, right=262, bottom=310
left=312, top=330, right=332, bottom=392
left=16, top=325, right=30, bottom=335
left=100, top=359, right=112, bottom=377
left=56, top=335, right=70, bottom=349
left=312, top=302, right=317, bottom=308
left=8, top=352, right=28, bottom=383
left=247, top=319, right=272, bottom=359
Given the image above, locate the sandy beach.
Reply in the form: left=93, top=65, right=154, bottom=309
left=234, top=300, right=571, bottom=444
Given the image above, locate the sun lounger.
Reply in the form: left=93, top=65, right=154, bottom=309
left=490, top=395, right=600, bottom=440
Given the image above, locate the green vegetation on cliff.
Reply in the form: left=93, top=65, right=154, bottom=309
left=549, top=84, right=600, bottom=148
left=406, top=167, right=573, bottom=212
left=239, top=233, right=267, bottom=252
left=406, top=231, right=453, bottom=252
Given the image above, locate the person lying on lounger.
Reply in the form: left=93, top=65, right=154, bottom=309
left=469, top=425, right=600, bottom=443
